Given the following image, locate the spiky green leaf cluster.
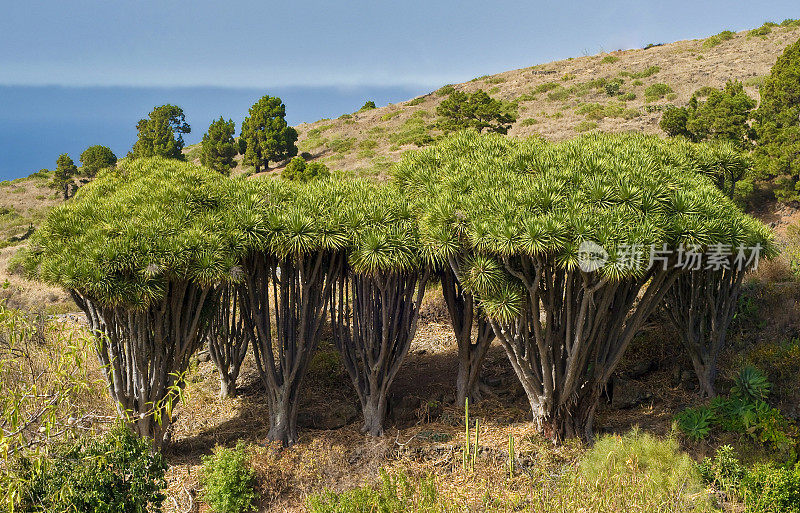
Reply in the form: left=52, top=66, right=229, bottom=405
left=394, top=131, right=774, bottom=316
left=27, top=157, right=244, bottom=307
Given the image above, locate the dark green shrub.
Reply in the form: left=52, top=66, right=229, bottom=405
left=698, top=445, right=747, bottom=496
left=406, top=97, right=425, bottom=106
left=436, top=85, right=455, bottom=96
left=753, top=36, right=800, bottom=201
left=703, top=30, right=735, bottom=48
left=359, top=101, right=376, bottom=111
left=644, top=83, right=673, bottom=101
left=15, top=425, right=167, bottom=512
left=200, top=443, right=257, bottom=513
left=600, top=55, right=619, bottom=64
left=660, top=106, right=692, bottom=138
left=282, top=156, right=331, bottom=182
left=605, top=81, right=621, bottom=96
left=749, top=23, right=774, bottom=37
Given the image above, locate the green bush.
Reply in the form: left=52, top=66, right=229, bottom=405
left=574, top=121, right=598, bottom=132
left=644, top=83, right=673, bottom=101
left=14, top=425, right=167, bottom=512
left=359, top=101, right=376, bottom=111
left=201, top=443, right=257, bottom=513
left=533, top=82, right=560, bottom=94
left=675, top=406, right=714, bottom=440
left=406, top=97, right=425, bottom=106
left=282, top=157, right=331, bottom=182
left=749, top=23, right=775, bottom=37
left=698, top=445, right=747, bottom=496
left=600, top=55, right=619, bottom=64
left=620, top=65, right=661, bottom=79
left=436, top=85, right=455, bottom=97
left=575, top=430, right=711, bottom=509
left=743, top=463, right=800, bottom=512
left=703, top=30, right=735, bottom=48
left=307, top=470, right=437, bottom=513
left=753, top=37, right=800, bottom=200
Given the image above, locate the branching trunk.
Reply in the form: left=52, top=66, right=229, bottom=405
left=239, top=250, right=343, bottom=447
left=663, top=266, right=745, bottom=397
left=440, top=263, right=494, bottom=407
left=490, top=256, right=679, bottom=442
left=331, top=269, right=429, bottom=436
left=207, top=284, right=250, bottom=398
left=71, top=281, right=214, bottom=449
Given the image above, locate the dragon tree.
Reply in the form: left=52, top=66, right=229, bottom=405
left=329, top=183, right=430, bottom=435
left=232, top=178, right=350, bottom=446
left=26, top=158, right=243, bottom=448
left=657, top=141, right=773, bottom=396
left=394, top=133, right=545, bottom=406
left=399, top=131, right=772, bottom=441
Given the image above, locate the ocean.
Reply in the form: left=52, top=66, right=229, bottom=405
left=0, top=84, right=428, bottom=180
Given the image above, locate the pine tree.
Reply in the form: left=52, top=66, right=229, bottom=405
left=52, top=153, right=78, bottom=199
left=130, top=105, right=191, bottom=160
left=79, top=145, right=117, bottom=177
left=200, top=117, right=237, bottom=174
left=240, top=96, right=298, bottom=172
left=753, top=37, right=800, bottom=200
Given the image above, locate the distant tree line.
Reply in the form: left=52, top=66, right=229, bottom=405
left=660, top=36, right=800, bottom=202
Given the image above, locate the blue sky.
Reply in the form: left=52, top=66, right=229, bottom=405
left=2, top=1, right=798, bottom=89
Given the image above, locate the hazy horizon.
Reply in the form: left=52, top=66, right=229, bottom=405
left=0, top=84, right=426, bottom=180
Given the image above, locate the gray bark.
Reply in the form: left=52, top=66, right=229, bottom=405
left=238, top=250, right=343, bottom=446
left=207, top=284, right=250, bottom=398
left=331, top=269, right=429, bottom=436
left=663, top=265, right=746, bottom=397
left=71, top=281, right=213, bottom=449
left=489, top=255, right=679, bottom=441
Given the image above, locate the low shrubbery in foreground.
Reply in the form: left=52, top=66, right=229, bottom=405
left=307, top=431, right=713, bottom=512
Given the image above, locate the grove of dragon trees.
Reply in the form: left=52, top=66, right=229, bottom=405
left=24, top=130, right=773, bottom=447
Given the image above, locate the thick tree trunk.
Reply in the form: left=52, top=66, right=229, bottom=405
left=441, top=264, right=495, bottom=408
left=361, top=390, right=388, bottom=436
left=239, top=250, right=343, bottom=447
left=71, top=281, right=214, bottom=449
left=664, top=265, right=745, bottom=398
left=490, top=256, right=679, bottom=442
left=331, top=269, right=429, bottom=438
left=266, top=385, right=300, bottom=446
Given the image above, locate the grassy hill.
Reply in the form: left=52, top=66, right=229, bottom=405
left=184, top=21, right=800, bottom=179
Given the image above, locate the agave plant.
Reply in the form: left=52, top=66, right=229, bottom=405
left=396, top=131, right=773, bottom=441
left=731, top=366, right=772, bottom=403
left=26, top=157, right=245, bottom=448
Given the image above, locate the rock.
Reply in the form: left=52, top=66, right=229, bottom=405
left=611, top=377, right=652, bottom=409
left=196, top=351, right=211, bottom=363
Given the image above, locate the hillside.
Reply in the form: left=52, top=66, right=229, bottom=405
left=185, top=21, right=800, bottom=179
